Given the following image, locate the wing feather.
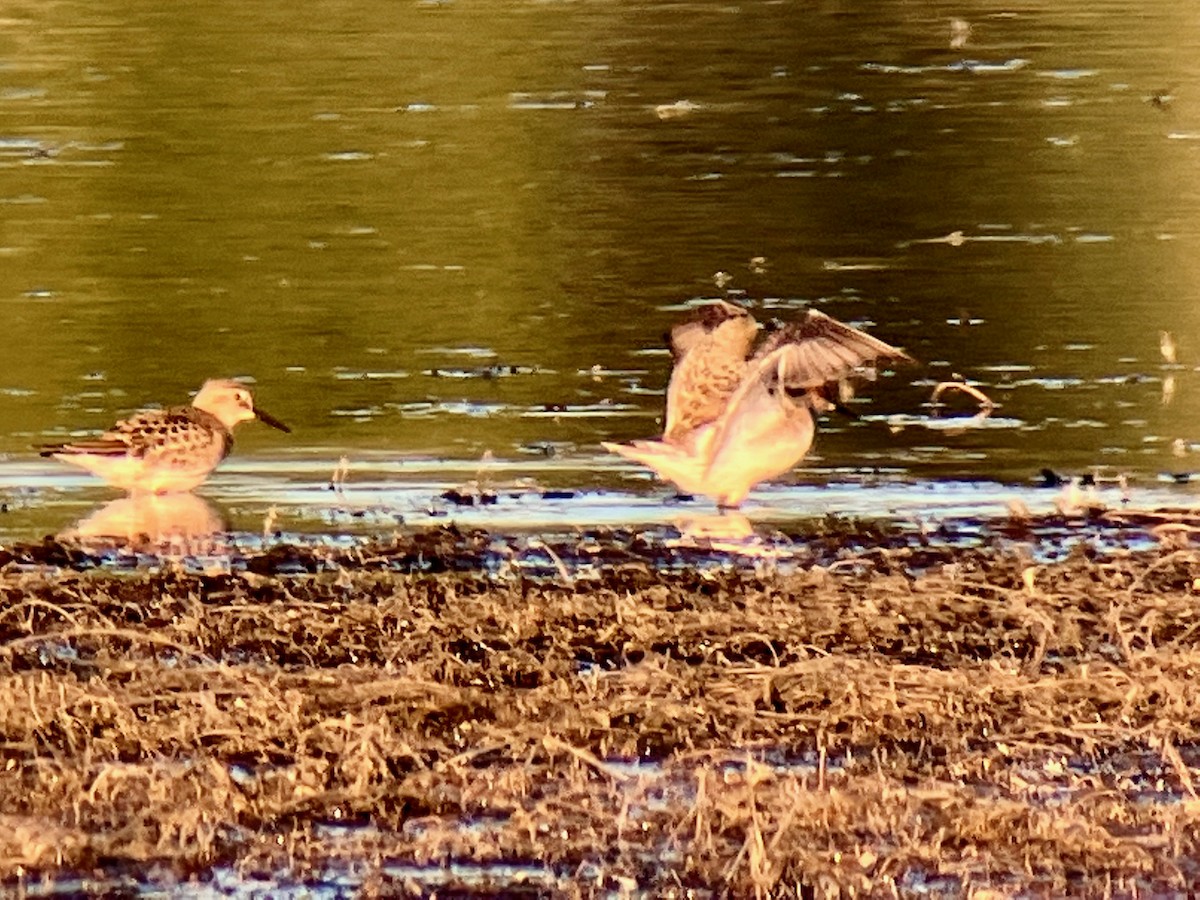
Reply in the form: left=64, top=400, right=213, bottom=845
left=668, top=320, right=710, bottom=362
left=668, top=299, right=753, bottom=362
left=663, top=301, right=758, bottom=439
left=40, top=406, right=228, bottom=460
left=40, top=437, right=133, bottom=458
left=750, top=309, right=911, bottom=389
left=664, top=353, right=747, bottom=440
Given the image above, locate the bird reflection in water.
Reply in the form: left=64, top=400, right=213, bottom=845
left=667, top=511, right=799, bottom=560
left=673, top=511, right=756, bottom=542
left=59, top=493, right=230, bottom=554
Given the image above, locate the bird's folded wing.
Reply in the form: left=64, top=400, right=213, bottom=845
left=43, top=408, right=203, bottom=458
left=110, top=408, right=210, bottom=440
left=41, top=437, right=132, bottom=457
left=750, top=309, right=912, bottom=389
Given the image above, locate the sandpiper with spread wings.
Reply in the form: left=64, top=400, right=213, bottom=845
left=40, top=379, right=291, bottom=494
left=603, top=301, right=911, bottom=508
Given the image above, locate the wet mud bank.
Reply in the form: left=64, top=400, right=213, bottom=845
left=1, top=514, right=1200, bottom=896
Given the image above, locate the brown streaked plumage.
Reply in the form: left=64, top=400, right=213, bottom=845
left=663, top=299, right=760, bottom=442
left=40, top=379, right=290, bottom=494
left=604, top=304, right=912, bottom=508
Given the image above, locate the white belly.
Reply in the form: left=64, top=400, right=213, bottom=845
left=701, top=385, right=815, bottom=507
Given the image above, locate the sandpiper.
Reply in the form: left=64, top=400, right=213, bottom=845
left=40, top=379, right=291, bottom=494
left=603, top=301, right=911, bottom=508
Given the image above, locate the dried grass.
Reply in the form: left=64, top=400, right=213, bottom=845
left=0, top=526, right=1198, bottom=895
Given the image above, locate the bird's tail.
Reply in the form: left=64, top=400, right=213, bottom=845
left=602, top=440, right=709, bottom=496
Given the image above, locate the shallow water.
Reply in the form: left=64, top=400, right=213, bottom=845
left=2, top=1, right=1200, bottom=536
left=2, top=450, right=1197, bottom=546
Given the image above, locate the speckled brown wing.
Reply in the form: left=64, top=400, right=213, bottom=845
left=663, top=303, right=759, bottom=442
left=45, top=406, right=232, bottom=461
left=664, top=349, right=749, bottom=443
left=667, top=300, right=751, bottom=363
left=112, top=407, right=233, bottom=462
left=748, top=309, right=912, bottom=390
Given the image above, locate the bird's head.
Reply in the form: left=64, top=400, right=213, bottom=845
left=192, top=379, right=291, bottom=433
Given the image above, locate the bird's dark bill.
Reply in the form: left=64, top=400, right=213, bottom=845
left=256, top=408, right=291, bottom=433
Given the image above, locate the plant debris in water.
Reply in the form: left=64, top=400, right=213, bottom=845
left=0, top=515, right=1199, bottom=896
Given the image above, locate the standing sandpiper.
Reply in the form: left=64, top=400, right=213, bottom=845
left=603, top=301, right=911, bottom=508
left=40, top=378, right=290, bottom=494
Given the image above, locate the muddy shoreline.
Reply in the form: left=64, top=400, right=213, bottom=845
left=1, top=515, right=1199, bottom=896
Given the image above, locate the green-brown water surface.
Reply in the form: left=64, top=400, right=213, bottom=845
left=1, top=0, right=1200, bottom=536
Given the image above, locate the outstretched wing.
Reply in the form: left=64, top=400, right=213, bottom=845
left=694, top=309, right=910, bottom=481
left=748, top=308, right=912, bottom=389
left=664, top=301, right=758, bottom=441
left=667, top=299, right=753, bottom=362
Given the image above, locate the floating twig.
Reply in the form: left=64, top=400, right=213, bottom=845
left=929, top=380, right=996, bottom=415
